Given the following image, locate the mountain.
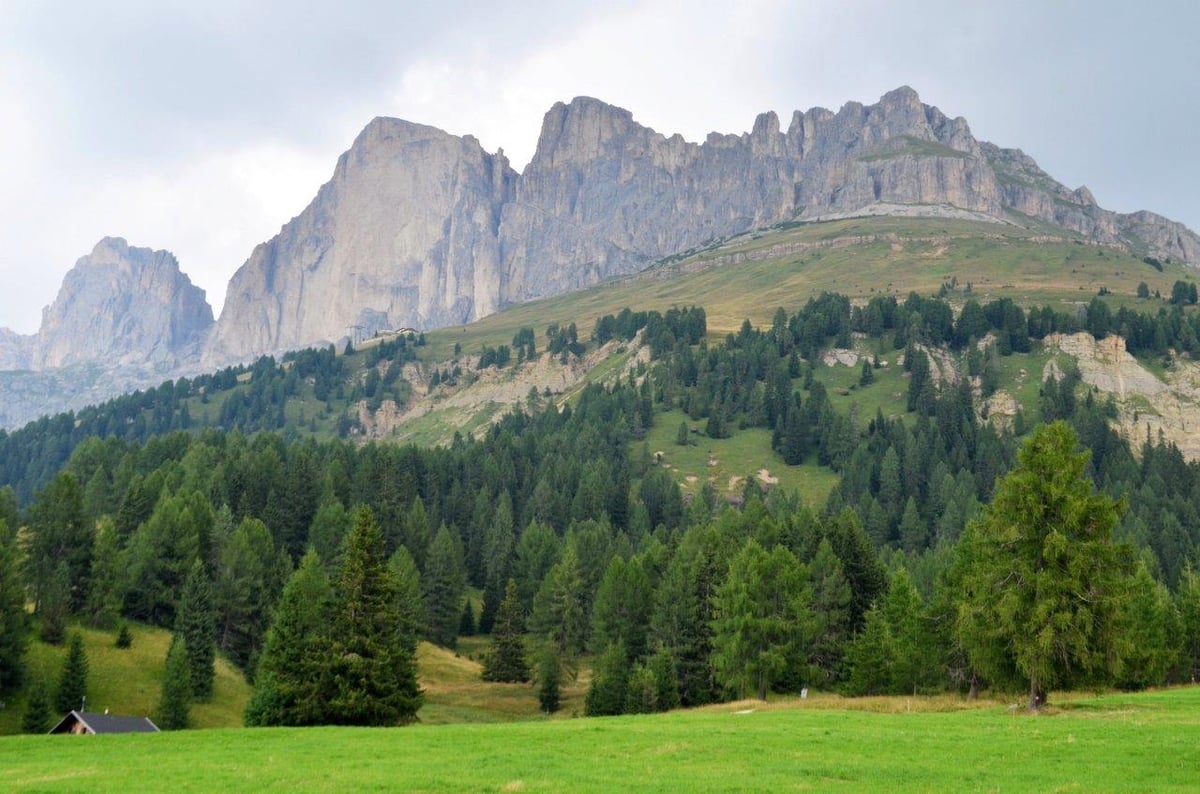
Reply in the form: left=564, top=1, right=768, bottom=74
left=205, top=119, right=516, bottom=364
left=205, top=86, right=1200, bottom=364
left=0, top=237, right=214, bottom=427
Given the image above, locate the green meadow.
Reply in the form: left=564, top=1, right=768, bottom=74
left=3, top=686, right=1197, bottom=791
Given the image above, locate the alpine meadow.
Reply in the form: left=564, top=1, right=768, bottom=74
left=3, top=23, right=1200, bottom=791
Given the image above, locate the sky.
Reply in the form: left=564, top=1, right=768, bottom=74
left=2, top=0, right=1198, bottom=334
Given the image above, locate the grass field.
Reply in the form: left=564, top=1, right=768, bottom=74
left=2, top=686, right=1197, bottom=791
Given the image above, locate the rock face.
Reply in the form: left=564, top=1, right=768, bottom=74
left=206, top=119, right=516, bottom=363
left=31, top=237, right=214, bottom=369
left=206, top=86, right=1200, bottom=364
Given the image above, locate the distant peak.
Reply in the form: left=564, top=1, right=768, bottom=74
left=880, top=85, right=922, bottom=105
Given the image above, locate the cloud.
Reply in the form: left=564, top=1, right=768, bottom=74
left=1, top=0, right=1197, bottom=335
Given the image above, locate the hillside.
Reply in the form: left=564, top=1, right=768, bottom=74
left=3, top=686, right=1198, bottom=791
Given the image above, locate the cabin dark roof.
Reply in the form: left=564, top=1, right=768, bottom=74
left=49, top=710, right=160, bottom=734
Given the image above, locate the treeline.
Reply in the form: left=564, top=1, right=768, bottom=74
left=3, top=291, right=1200, bottom=724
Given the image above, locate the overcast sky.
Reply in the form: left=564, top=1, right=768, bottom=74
left=3, top=0, right=1197, bottom=334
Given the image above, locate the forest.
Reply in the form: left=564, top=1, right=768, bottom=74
left=2, top=290, right=1200, bottom=728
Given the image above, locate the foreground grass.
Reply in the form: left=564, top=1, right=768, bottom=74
left=3, top=687, right=1198, bottom=791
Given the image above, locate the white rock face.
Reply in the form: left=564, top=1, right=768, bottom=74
left=18, top=237, right=213, bottom=370
left=206, top=118, right=516, bottom=364
left=206, top=86, right=1200, bottom=365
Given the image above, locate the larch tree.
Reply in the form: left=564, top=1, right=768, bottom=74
left=711, top=540, right=813, bottom=700
left=955, top=421, right=1131, bottom=709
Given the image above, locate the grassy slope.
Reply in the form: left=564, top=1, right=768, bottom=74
left=0, top=625, right=580, bottom=736
left=0, top=622, right=251, bottom=735
left=2, top=686, right=1198, bottom=791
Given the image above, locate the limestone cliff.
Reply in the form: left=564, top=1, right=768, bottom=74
left=208, top=86, right=1199, bottom=364
left=206, top=118, right=516, bottom=363
left=31, top=237, right=213, bottom=369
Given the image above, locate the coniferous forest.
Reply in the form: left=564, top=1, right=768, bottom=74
left=2, top=293, right=1200, bottom=727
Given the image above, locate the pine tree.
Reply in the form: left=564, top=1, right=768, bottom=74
left=175, top=560, right=216, bottom=701
left=156, top=636, right=192, bottom=730
left=422, top=525, right=466, bottom=648
left=22, top=678, right=52, bottom=733
left=325, top=506, right=422, bottom=725
left=54, top=632, right=89, bottom=714
left=0, top=520, right=27, bottom=693
left=1117, top=560, right=1177, bottom=690
left=482, top=580, right=529, bottom=683
left=537, top=646, right=561, bottom=714
left=245, top=549, right=332, bottom=727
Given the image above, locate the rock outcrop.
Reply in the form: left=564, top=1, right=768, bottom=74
left=206, top=118, right=516, bottom=364
left=206, top=87, right=1200, bottom=365
left=30, top=237, right=214, bottom=370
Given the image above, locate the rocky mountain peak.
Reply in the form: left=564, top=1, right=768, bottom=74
left=33, top=238, right=214, bottom=370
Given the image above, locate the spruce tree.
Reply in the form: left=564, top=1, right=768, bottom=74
left=482, top=580, right=529, bottom=682
left=325, top=506, right=421, bottom=725
left=115, top=623, right=133, bottom=649
left=537, top=646, right=561, bottom=714
left=245, top=549, right=333, bottom=727
left=85, top=517, right=124, bottom=629
left=175, top=560, right=216, bottom=701
left=422, top=524, right=466, bottom=648
left=458, top=601, right=476, bottom=637
left=22, top=678, right=52, bottom=733
left=585, top=640, right=629, bottom=716
left=39, top=562, right=71, bottom=645
left=387, top=546, right=423, bottom=657
left=55, top=632, right=89, bottom=714
left=0, top=520, right=27, bottom=693
left=156, top=636, right=192, bottom=730
left=843, top=603, right=894, bottom=696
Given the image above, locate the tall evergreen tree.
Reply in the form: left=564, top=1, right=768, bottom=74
left=0, top=520, right=27, bottom=693
left=482, top=579, right=529, bottom=682
left=325, top=506, right=422, bottom=725
left=22, top=678, right=52, bottom=733
left=39, top=562, right=71, bottom=645
left=1117, top=560, right=1177, bottom=690
left=26, top=473, right=92, bottom=614
left=84, top=517, right=124, bottom=629
left=585, top=640, right=629, bottom=716
left=843, top=602, right=895, bottom=696
left=537, top=646, right=562, bottom=714
left=422, top=524, right=466, bottom=648
left=530, top=545, right=587, bottom=658
left=956, top=422, right=1131, bottom=709
left=711, top=540, right=813, bottom=700
left=54, top=632, right=89, bottom=714
left=807, top=539, right=853, bottom=687
left=245, top=549, right=333, bottom=727
left=156, top=636, right=192, bottom=730
left=590, top=556, right=652, bottom=660
left=214, top=517, right=280, bottom=673
left=388, top=546, right=423, bottom=657
left=175, top=560, right=217, bottom=701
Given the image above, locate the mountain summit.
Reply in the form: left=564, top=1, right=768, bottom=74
left=204, top=86, right=1200, bottom=362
